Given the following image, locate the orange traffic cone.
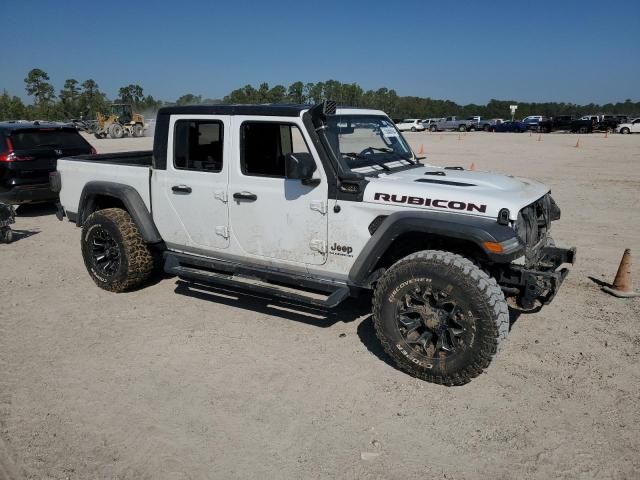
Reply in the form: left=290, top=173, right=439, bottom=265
left=418, top=144, right=425, bottom=155
left=537, top=134, right=542, bottom=142
left=602, top=249, right=639, bottom=298
left=469, top=162, right=476, bottom=171
left=575, top=138, right=580, bottom=148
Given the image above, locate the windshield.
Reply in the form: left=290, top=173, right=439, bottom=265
left=325, top=114, right=417, bottom=175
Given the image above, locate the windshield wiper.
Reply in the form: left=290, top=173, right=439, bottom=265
left=343, top=152, right=391, bottom=171
left=368, top=147, right=420, bottom=165
left=398, top=155, right=419, bottom=165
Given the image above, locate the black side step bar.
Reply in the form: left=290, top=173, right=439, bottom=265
left=164, top=253, right=351, bottom=308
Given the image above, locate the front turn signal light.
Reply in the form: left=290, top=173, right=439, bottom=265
left=483, top=241, right=504, bottom=254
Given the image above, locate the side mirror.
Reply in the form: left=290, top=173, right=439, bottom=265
left=285, top=153, right=318, bottom=185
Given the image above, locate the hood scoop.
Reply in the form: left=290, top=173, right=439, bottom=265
left=415, top=178, right=476, bottom=187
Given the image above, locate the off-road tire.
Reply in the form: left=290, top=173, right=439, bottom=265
left=0, top=228, right=12, bottom=243
left=133, top=124, right=144, bottom=137
left=109, top=124, right=124, bottom=139
left=81, top=208, right=154, bottom=292
left=372, top=250, right=509, bottom=386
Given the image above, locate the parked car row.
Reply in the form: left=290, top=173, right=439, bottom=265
left=396, top=117, right=506, bottom=132
left=395, top=114, right=638, bottom=134
left=537, top=115, right=632, bottom=133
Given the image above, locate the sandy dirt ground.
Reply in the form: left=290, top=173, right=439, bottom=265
left=1, top=130, right=639, bottom=479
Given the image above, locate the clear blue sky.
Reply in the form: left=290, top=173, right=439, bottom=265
left=2, top=0, right=639, bottom=105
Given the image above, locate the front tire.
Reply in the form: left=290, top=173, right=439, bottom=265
left=620, top=127, right=630, bottom=134
left=81, top=208, right=154, bottom=292
left=372, top=250, right=509, bottom=386
left=458, top=124, right=467, bottom=132
left=109, top=124, right=124, bottom=139
left=0, top=228, right=12, bottom=243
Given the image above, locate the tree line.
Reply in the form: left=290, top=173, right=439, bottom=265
left=1, top=68, right=639, bottom=122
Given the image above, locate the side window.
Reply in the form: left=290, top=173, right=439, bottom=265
left=174, top=120, right=223, bottom=172
left=241, top=122, right=310, bottom=178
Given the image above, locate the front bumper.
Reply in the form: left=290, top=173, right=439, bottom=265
left=499, top=244, right=576, bottom=310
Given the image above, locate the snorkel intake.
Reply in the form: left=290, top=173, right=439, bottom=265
left=308, top=100, right=364, bottom=183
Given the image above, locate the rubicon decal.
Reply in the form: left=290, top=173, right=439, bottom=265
left=374, top=192, right=487, bottom=213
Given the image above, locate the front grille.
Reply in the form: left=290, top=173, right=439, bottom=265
left=515, top=194, right=559, bottom=250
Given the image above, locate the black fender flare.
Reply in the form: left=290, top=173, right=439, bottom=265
left=77, top=181, right=162, bottom=244
left=348, top=210, right=524, bottom=286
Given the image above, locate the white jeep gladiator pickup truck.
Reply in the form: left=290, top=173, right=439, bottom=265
left=51, top=101, right=575, bottom=385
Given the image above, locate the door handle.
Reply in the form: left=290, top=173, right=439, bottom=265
left=172, top=185, right=192, bottom=194
left=233, top=191, right=258, bottom=202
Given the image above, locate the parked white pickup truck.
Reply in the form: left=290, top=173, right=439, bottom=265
left=51, top=101, right=575, bottom=386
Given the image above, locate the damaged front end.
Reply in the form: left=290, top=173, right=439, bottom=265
left=496, top=194, right=576, bottom=310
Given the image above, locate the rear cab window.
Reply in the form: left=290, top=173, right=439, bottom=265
left=173, top=120, right=224, bottom=172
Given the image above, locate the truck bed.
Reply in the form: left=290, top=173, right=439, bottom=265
left=57, top=151, right=153, bottom=217
left=66, top=151, right=153, bottom=167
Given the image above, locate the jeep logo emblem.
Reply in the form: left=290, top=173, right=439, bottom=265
left=330, top=242, right=353, bottom=257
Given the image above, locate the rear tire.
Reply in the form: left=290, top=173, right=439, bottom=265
left=133, top=124, right=144, bottom=137
left=620, top=127, right=630, bottom=134
left=430, top=125, right=438, bottom=132
left=458, top=124, right=466, bottom=132
left=372, top=250, right=509, bottom=386
left=81, top=208, right=154, bottom=292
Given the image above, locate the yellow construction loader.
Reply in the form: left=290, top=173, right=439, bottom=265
left=93, top=104, right=145, bottom=139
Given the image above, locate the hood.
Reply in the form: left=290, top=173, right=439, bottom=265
left=362, top=165, right=549, bottom=221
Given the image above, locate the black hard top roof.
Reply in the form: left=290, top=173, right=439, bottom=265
left=157, top=104, right=310, bottom=117
left=0, top=121, right=75, bottom=132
